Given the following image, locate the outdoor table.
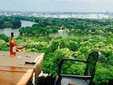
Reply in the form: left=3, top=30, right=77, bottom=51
left=0, top=51, right=44, bottom=85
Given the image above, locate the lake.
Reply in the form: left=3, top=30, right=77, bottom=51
left=0, top=20, right=37, bottom=38
left=0, top=20, right=91, bottom=38
left=50, top=32, right=75, bottom=38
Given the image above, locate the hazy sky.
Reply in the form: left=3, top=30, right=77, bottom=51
left=0, top=0, right=113, bottom=12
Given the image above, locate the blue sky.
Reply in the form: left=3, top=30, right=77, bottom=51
left=0, top=0, right=113, bottom=12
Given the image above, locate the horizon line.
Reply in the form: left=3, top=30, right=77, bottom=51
left=0, top=10, right=112, bottom=13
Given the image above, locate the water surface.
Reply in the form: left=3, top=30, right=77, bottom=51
left=0, top=20, right=37, bottom=37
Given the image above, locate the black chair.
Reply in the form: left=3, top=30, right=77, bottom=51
left=54, top=51, right=101, bottom=85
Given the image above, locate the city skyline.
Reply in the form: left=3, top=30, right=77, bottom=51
left=0, top=0, right=113, bottom=12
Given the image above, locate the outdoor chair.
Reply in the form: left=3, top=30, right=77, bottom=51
left=54, top=51, right=101, bottom=85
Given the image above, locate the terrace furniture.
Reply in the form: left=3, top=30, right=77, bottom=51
left=0, top=51, right=44, bottom=85
left=54, top=51, right=101, bottom=85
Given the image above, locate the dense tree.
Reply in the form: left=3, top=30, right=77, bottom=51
left=1, top=16, right=113, bottom=84
left=0, top=16, right=21, bottom=29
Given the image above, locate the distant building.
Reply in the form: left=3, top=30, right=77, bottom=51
left=105, top=11, right=110, bottom=15
left=58, top=30, right=66, bottom=33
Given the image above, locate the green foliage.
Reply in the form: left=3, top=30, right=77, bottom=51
left=1, top=17, right=113, bottom=84
left=0, top=34, right=9, bottom=51
left=53, top=48, right=74, bottom=64
left=0, top=16, right=21, bottom=29
left=50, top=48, right=75, bottom=76
left=0, top=34, right=9, bottom=42
left=67, top=40, right=79, bottom=51
left=3, top=21, right=13, bottom=27
left=48, top=40, right=59, bottom=52
left=93, top=63, right=113, bottom=85
left=0, top=38, right=9, bottom=51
